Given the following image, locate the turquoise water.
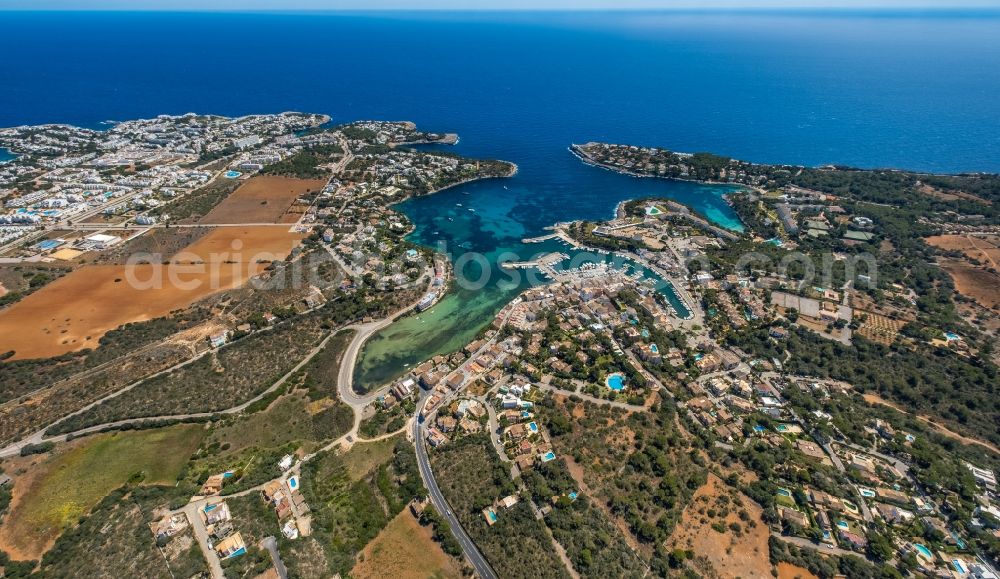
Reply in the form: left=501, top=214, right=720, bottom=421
left=0, top=148, right=13, bottom=163
left=777, top=487, right=792, bottom=497
left=607, top=373, right=626, bottom=391
left=542, top=451, right=557, bottom=462
left=354, top=168, right=733, bottom=390
left=914, top=543, right=932, bottom=559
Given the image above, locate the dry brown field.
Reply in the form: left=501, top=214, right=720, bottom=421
left=927, top=234, right=1000, bottom=267
left=351, top=509, right=462, bottom=579
left=667, top=473, right=772, bottom=579
left=200, top=176, right=325, bottom=224
left=0, top=226, right=303, bottom=359
left=941, top=261, right=1000, bottom=310
left=777, top=562, right=820, bottom=579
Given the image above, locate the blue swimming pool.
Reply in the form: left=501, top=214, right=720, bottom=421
left=542, top=451, right=556, bottom=462
left=224, top=170, right=242, bottom=179
left=777, top=487, right=792, bottom=497
left=650, top=343, right=658, bottom=354
left=528, top=421, right=539, bottom=433
left=913, top=543, right=932, bottom=559
left=837, top=520, right=850, bottom=530
left=606, top=373, right=625, bottom=391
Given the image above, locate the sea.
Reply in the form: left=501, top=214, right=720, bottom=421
left=1, top=10, right=999, bottom=389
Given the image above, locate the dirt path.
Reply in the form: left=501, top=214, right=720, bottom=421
left=967, top=235, right=1000, bottom=270
left=862, top=393, right=1000, bottom=455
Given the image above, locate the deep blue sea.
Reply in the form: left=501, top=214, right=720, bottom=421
left=2, top=10, right=999, bottom=387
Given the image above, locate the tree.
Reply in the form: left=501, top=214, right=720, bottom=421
left=866, top=531, right=894, bottom=562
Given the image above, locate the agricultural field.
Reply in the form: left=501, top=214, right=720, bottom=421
left=200, top=176, right=326, bottom=224
left=0, top=425, right=204, bottom=560
left=854, top=311, right=905, bottom=346
left=351, top=509, right=463, bottom=579
left=429, top=434, right=569, bottom=579
left=0, top=226, right=303, bottom=360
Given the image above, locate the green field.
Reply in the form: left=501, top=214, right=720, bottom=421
left=0, top=425, right=205, bottom=559
left=341, top=436, right=401, bottom=482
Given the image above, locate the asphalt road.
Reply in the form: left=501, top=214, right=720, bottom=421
left=412, top=418, right=497, bottom=579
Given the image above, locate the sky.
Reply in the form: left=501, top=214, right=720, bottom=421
left=2, top=0, right=998, bottom=10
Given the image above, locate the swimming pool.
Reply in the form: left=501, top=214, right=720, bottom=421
left=776, top=487, right=792, bottom=497
left=606, top=373, right=625, bottom=391
left=776, top=424, right=789, bottom=432
left=567, top=491, right=578, bottom=501
left=528, top=421, right=539, bottom=433
left=486, top=508, right=497, bottom=523
left=858, top=487, right=876, bottom=498
left=542, top=451, right=556, bottom=462
left=287, top=475, right=299, bottom=492
left=836, top=520, right=850, bottom=530
left=650, top=343, right=658, bottom=354
left=224, top=170, right=242, bottom=179
left=913, top=543, right=933, bottom=560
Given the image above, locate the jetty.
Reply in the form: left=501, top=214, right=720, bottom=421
left=521, top=233, right=559, bottom=243
left=501, top=252, right=569, bottom=270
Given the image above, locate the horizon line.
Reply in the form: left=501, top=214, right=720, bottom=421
left=4, top=6, right=1000, bottom=13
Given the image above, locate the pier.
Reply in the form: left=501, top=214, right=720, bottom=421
left=501, top=252, right=569, bottom=270
left=520, top=233, right=558, bottom=243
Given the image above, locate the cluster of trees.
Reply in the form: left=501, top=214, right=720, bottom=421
left=430, top=434, right=569, bottom=578
left=769, top=536, right=902, bottom=579
left=522, top=460, right=647, bottom=577
left=727, top=325, right=999, bottom=448
left=261, top=144, right=343, bottom=179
